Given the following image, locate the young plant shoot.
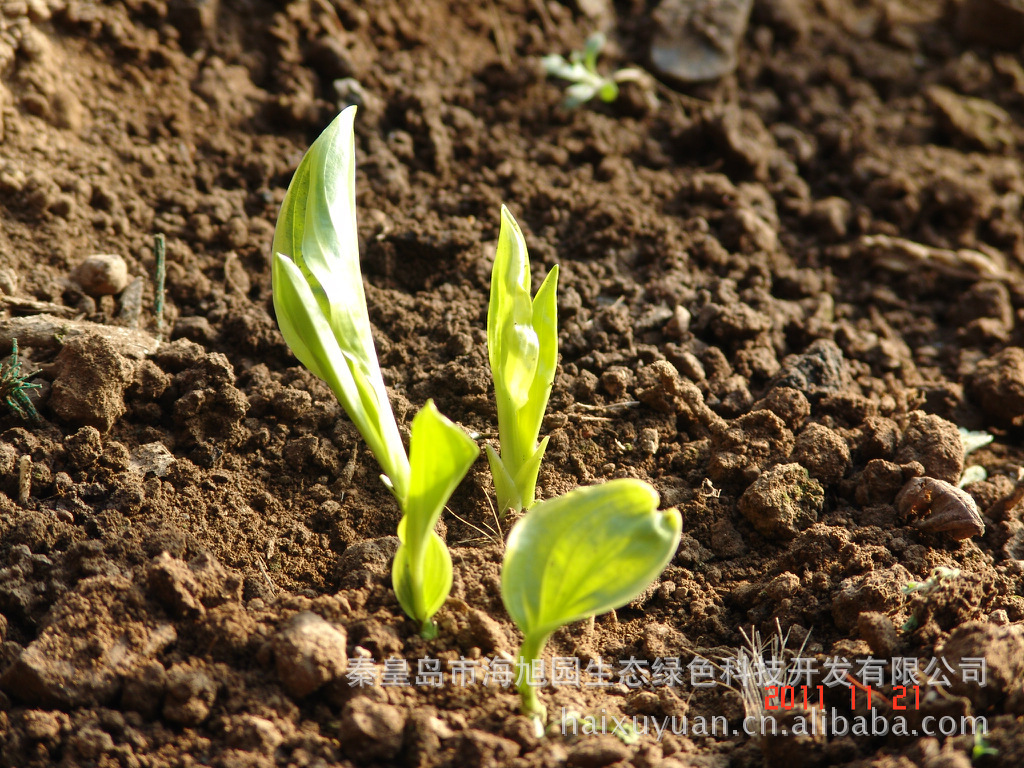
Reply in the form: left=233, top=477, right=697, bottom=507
left=272, top=105, right=410, bottom=500
left=272, top=107, right=478, bottom=636
left=486, top=206, right=558, bottom=517
left=501, top=479, right=682, bottom=729
left=542, top=32, right=645, bottom=109
left=393, top=400, right=479, bottom=638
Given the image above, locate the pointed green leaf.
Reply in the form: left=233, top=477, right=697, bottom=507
left=510, top=436, right=549, bottom=512
left=270, top=106, right=409, bottom=499
left=485, top=443, right=521, bottom=517
left=489, top=206, right=540, bottom=411
left=519, top=265, right=558, bottom=459
left=565, top=82, right=598, bottom=108
left=405, top=401, right=479, bottom=545
left=271, top=253, right=331, bottom=382
left=501, top=479, right=682, bottom=640
left=583, top=33, right=606, bottom=73
left=391, top=400, right=479, bottom=633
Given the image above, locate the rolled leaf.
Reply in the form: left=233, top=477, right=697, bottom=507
left=487, top=206, right=558, bottom=515
left=271, top=106, right=409, bottom=499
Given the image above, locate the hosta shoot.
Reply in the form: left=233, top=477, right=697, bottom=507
left=272, top=107, right=479, bottom=636
left=486, top=206, right=558, bottom=516
left=501, top=479, right=682, bottom=728
left=271, top=105, right=410, bottom=500
left=393, top=400, right=479, bottom=639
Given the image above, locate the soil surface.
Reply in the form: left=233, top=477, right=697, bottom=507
left=1, top=1, right=1023, bottom=767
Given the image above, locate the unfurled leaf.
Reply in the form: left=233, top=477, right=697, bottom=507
left=501, top=479, right=682, bottom=721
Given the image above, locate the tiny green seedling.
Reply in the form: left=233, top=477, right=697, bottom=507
left=959, top=427, right=994, bottom=456
left=958, top=427, right=993, bottom=488
left=973, top=734, right=998, bottom=761
left=272, top=106, right=478, bottom=636
left=501, top=479, right=682, bottom=730
left=542, top=32, right=645, bottom=109
left=902, top=566, right=961, bottom=596
left=486, top=206, right=558, bottom=516
left=0, top=339, right=41, bottom=423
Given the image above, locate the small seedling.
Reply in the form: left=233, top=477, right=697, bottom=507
left=542, top=33, right=645, bottom=109
left=959, top=464, right=987, bottom=488
left=272, top=106, right=411, bottom=500
left=903, top=566, right=961, bottom=596
left=393, top=400, right=478, bottom=638
left=959, top=427, right=994, bottom=456
left=973, top=734, right=998, bottom=761
left=0, top=339, right=41, bottom=423
left=958, top=427, right=993, bottom=488
left=486, top=206, right=558, bottom=516
left=501, top=479, right=681, bottom=731
left=272, top=107, right=478, bottom=636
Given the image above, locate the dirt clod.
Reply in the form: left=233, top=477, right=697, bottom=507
left=738, top=462, right=823, bottom=540
left=163, top=662, right=218, bottom=726
left=272, top=611, right=348, bottom=698
left=791, top=423, right=851, bottom=485
left=895, top=412, right=964, bottom=486
left=50, top=335, right=134, bottom=432
left=941, top=622, right=1024, bottom=713
left=71, top=254, right=130, bottom=296
left=64, top=425, right=102, bottom=468
left=338, top=697, right=406, bottom=761
left=566, top=735, right=632, bottom=767
left=832, top=566, right=911, bottom=632
left=968, top=347, right=1024, bottom=428
left=147, top=551, right=243, bottom=619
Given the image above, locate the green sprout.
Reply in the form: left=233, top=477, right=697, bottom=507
left=959, top=427, right=994, bottom=456
left=0, top=339, right=41, bottom=423
left=501, top=479, right=682, bottom=730
left=271, top=106, right=478, bottom=637
left=272, top=106, right=410, bottom=500
left=542, top=33, right=645, bottom=109
left=486, top=206, right=558, bottom=517
left=393, top=401, right=478, bottom=638
left=973, top=734, right=998, bottom=761
left=903, top=566, right=961, bottom=596
left=958, top=427, right=993, bottom=488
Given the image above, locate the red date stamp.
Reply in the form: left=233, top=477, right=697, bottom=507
left=763, top=684, right=922, bottom=711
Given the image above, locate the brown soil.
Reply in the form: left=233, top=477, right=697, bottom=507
left=1, top=1, right=1023, bottom=767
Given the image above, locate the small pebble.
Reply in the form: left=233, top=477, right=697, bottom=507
left=72, top=254, right=130, bottom=296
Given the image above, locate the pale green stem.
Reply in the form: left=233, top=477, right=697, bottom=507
left=517, top=632, right=551, bottom=726
left=421, top=618, right=438, bottom=640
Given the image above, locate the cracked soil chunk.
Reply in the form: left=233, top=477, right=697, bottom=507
left=738, top=462, right=823, bottom=540
left=49, top=334, right=134, bottom=432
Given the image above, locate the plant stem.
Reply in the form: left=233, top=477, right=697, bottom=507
left=421, top=618, right=439, bottom=640
left=154, top=233, right=166, bottom=341
left=517, top=631, right=550, bottom=726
